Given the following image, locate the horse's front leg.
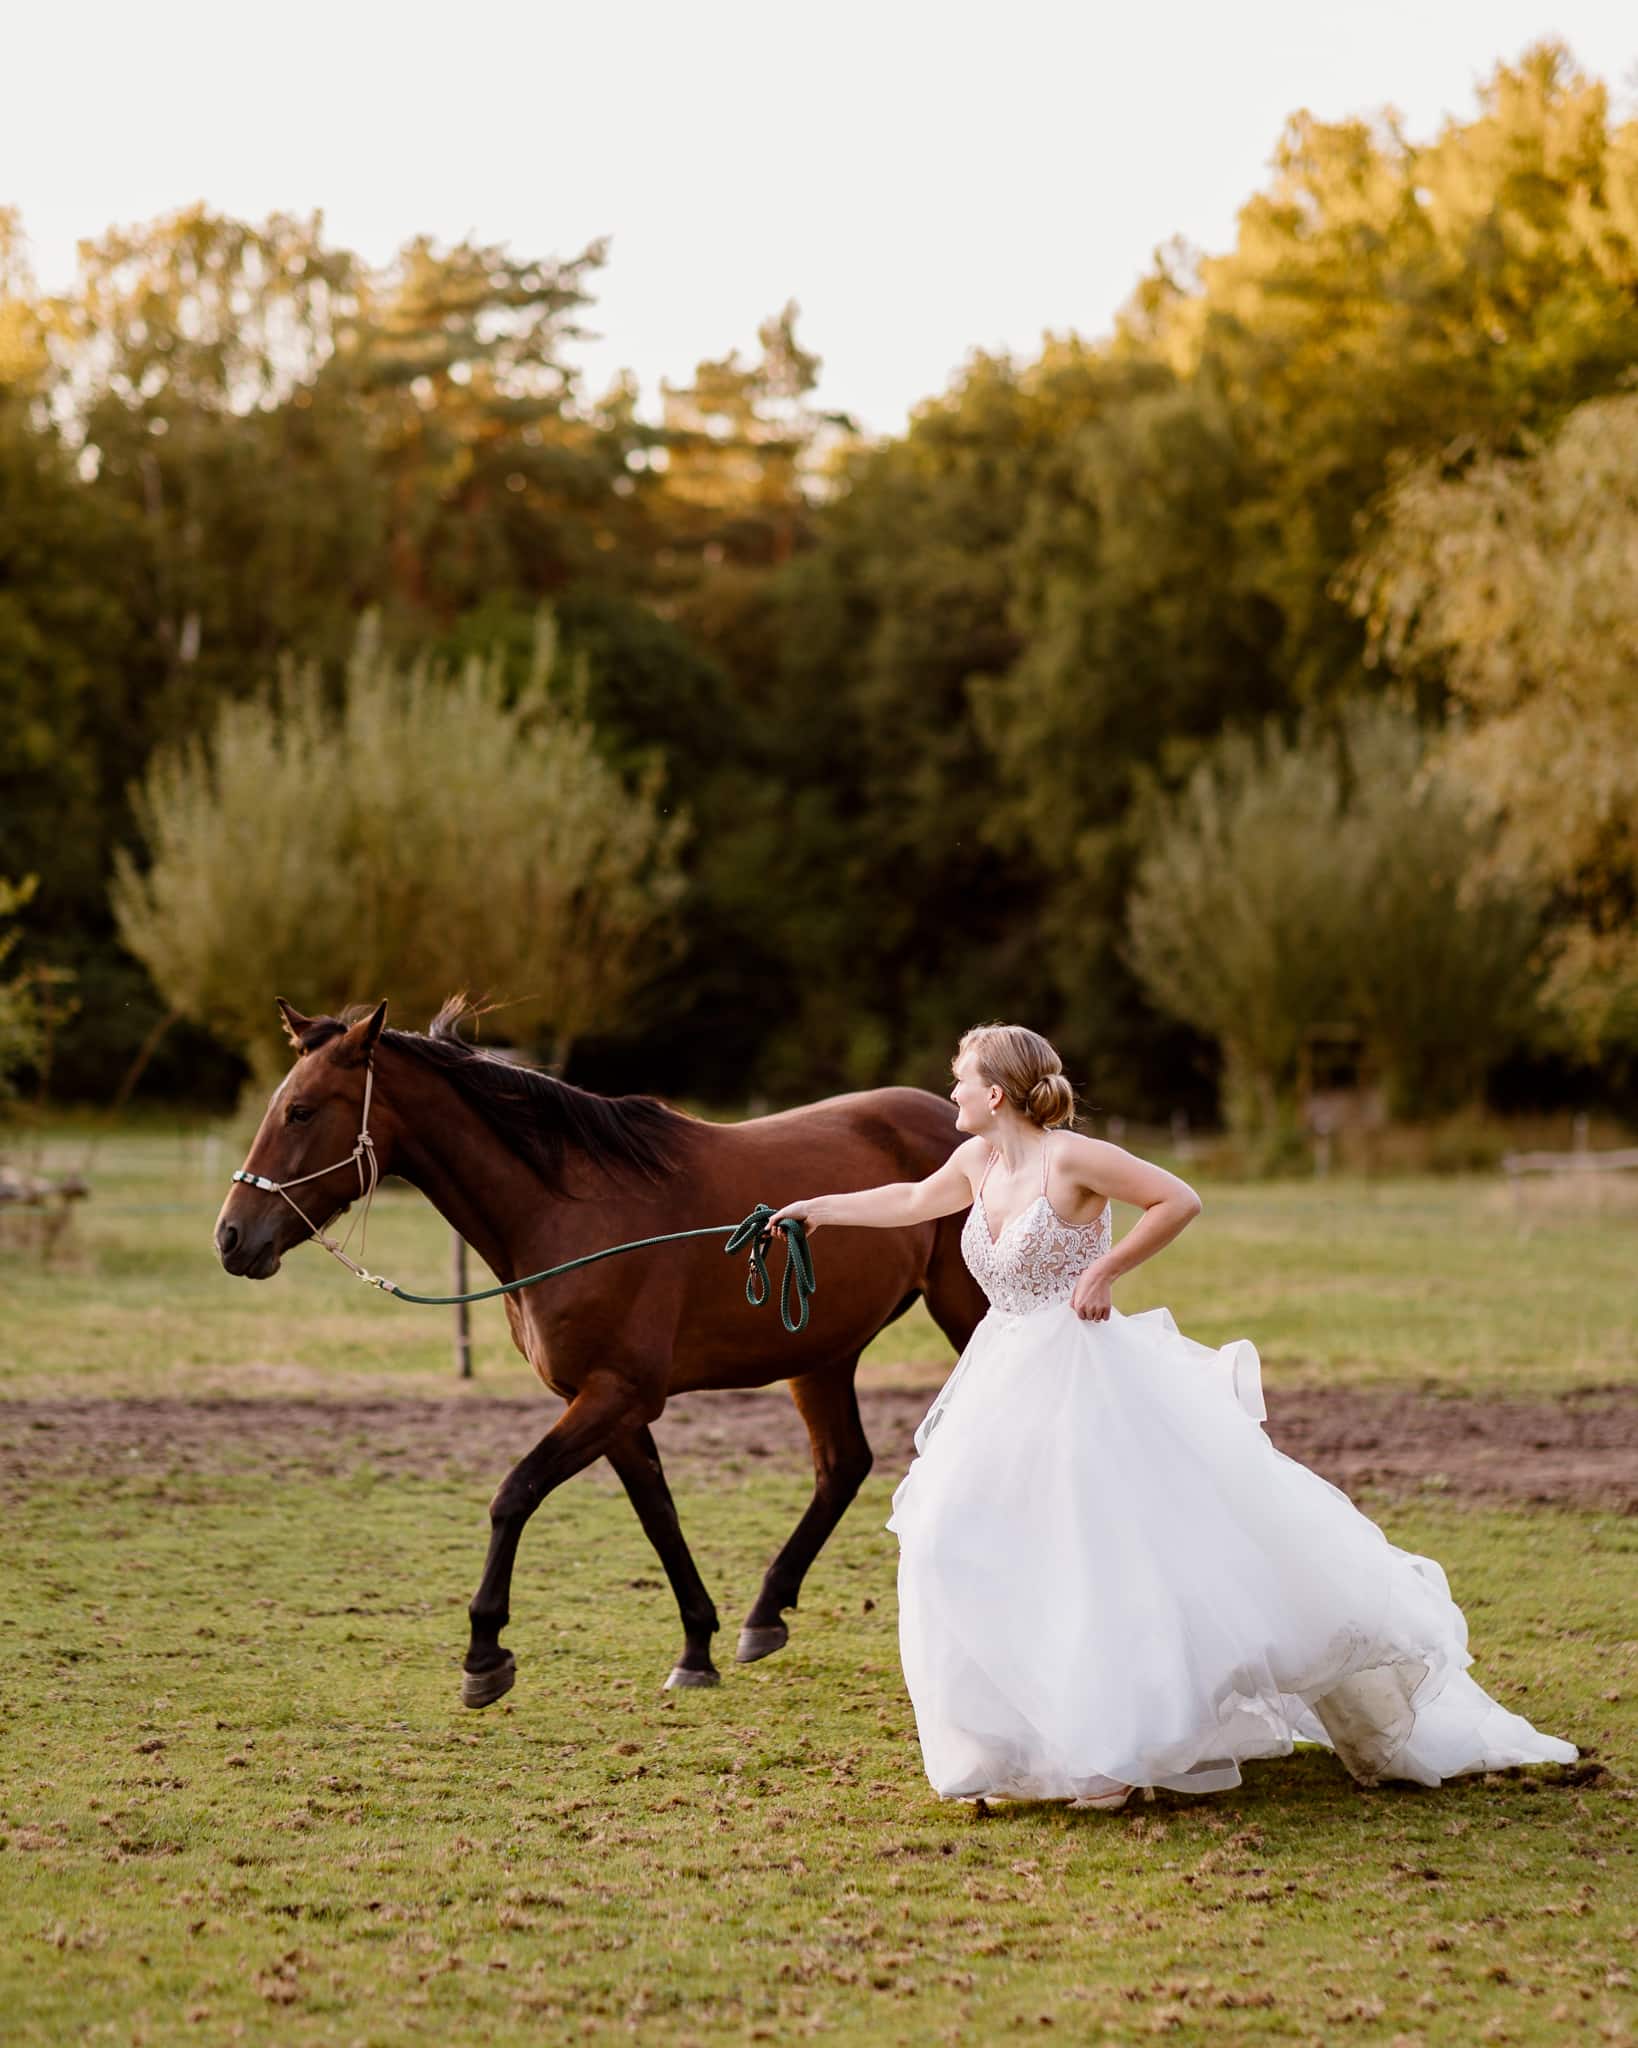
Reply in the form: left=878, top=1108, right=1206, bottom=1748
left=463, top=1378, right=638, bottom=1708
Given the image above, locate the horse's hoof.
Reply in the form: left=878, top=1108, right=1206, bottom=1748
left=736, top=1623, right=789, bottom=1664
left=663, top=1664, right=721, bottom=1690
left=461, top=1651, right=516, bottom=1709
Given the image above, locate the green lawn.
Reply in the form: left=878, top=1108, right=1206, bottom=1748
left=3, top=1119, right=1634, bottom=2044
left=2, top=1468, right=1632, bottom=2046
left=4, top=1122, right=1635, bottom=1398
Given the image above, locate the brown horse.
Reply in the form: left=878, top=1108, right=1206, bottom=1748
left=214, top=997, right=985, bottom=1705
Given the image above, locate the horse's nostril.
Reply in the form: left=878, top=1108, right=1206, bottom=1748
left=218, top=1222, right=239, bottom=1256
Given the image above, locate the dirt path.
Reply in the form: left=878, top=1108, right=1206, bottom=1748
left=3, top=1382, right=1634, bottom=1511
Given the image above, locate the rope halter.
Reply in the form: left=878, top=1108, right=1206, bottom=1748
left=230, top=1056, right=385, bottom=1284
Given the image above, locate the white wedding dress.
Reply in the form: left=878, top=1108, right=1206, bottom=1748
left=887, top=1137, right=1578, bottom=1801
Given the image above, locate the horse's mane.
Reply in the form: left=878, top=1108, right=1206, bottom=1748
left=306, top=999, right=690, bottom=1195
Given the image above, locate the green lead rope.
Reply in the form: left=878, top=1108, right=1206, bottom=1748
left=725, top=1205, right=816, bottom=1334
left=373, top=1203, right=816, bottom=1334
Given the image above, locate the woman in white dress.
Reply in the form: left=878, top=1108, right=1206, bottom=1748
left=769, top=1023, right=1577, bottom=1810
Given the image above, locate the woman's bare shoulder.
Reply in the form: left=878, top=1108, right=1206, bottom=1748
left=1052, top=1128, right=1116, bottom=1168
left=1056, top=1128, right=1198, bottom=1206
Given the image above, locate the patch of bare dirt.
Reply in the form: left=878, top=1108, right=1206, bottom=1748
left=1, top=1383, right=1634, bottom=1511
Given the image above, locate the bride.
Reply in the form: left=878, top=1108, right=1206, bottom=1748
left=769, top=1022, right=1577, bottom=1809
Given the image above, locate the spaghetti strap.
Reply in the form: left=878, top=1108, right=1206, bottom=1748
left=1040, top=1128, right=1053, bottom=1194
left=978, top=1147, right=999, bottom=1192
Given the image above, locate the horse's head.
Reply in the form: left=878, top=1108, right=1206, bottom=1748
left=214, top=998, right=390, bottom=1279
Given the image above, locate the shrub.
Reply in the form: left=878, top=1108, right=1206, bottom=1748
left=1127, top=706, right=1541, bottom=1129
left=113, top=617, right=688, bottom=1078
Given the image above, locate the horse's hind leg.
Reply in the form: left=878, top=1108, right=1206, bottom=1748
left=605, top=1425, right=722, bottom=1691
left=922, top=1214, right=986, bottom=1355
left=738, top=1360, right=872, bottom=1664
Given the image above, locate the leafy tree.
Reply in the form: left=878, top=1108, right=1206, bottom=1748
left=942, top=41, right=1637, bottom=1108
left=1135, top=41, right=1638, bottom=705
left=10, top=42, right=1638, bottom=1115
left=1127, top=707, right=1540, bottom=1128
left=44, top=207, right=625, bottom=723
left=45, top=209, right=373, bottom=717
left=1341, top=715, right=1544, bottom=1115
left=0, top=213, right=129, bottom=918
left=338, top=228, right=642, bottom=617
left=19, top=206, right=673, bottom=1093
left=658, top=302, right=841, bottom=571
left=0, top=217, right=156, bottom=1110
left=968, top=359, right=1285, bottom=1101
left=0, top=878, right=48, bottom=1107
left=112, top=618, right=687, bottom=1079
left=720, top=348, right=1086, bottom=1097
left=424, top=589, right=794, bottom=1100
left=1351, top=389, right=1638, bottom=1065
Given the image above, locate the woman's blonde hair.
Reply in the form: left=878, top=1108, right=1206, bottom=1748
left=955, top=1023, right=1076, bottom=1129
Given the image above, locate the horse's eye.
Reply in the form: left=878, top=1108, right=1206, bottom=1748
left=286, top=1103, right=315, bottom=1125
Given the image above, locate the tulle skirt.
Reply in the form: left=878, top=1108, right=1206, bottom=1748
left=887, top=1301, right=1577, bottom=1801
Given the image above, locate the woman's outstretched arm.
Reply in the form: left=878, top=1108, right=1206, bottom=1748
left=768, top=1136, right=987, bottom=1234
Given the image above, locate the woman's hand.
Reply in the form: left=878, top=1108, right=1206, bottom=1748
left=767, top=1196, right=836, bottom=1235
left=1070, top=1261, right=1113, bottom=1323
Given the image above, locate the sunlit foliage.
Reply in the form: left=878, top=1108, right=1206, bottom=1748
left=112, top=619, right=687, bottom=1078
left=1352, top=389, right=1638, bottom=1067
left=1127, top=708, right=1541, bottom=1128
left=3, top=42, right=1635, bottom=1115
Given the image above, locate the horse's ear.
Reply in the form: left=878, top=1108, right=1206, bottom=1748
left=276, top=998, right=315, bottom=1049
left=334, top=999, right=388, bottom=1068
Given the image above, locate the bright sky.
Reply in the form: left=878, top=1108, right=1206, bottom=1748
left=7, top=1, right=1635, bottom=436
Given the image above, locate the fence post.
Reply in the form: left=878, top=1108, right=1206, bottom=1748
left=452, top=1231, right=473, bottom=1379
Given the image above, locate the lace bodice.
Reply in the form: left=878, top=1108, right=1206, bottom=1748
left=959, top=1134, right=1112, bottom=1317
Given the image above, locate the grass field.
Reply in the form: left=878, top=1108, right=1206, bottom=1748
left=3, top=1120, right=1636, bottom=2044
left=3, top=1468, right=1634, bottom=2046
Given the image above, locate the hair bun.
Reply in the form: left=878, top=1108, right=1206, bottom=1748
left=1027, top=1073, right=1075, bottom=1129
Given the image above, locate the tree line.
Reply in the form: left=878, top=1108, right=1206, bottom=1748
left=2, top=42, right=1635, bottom=1127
